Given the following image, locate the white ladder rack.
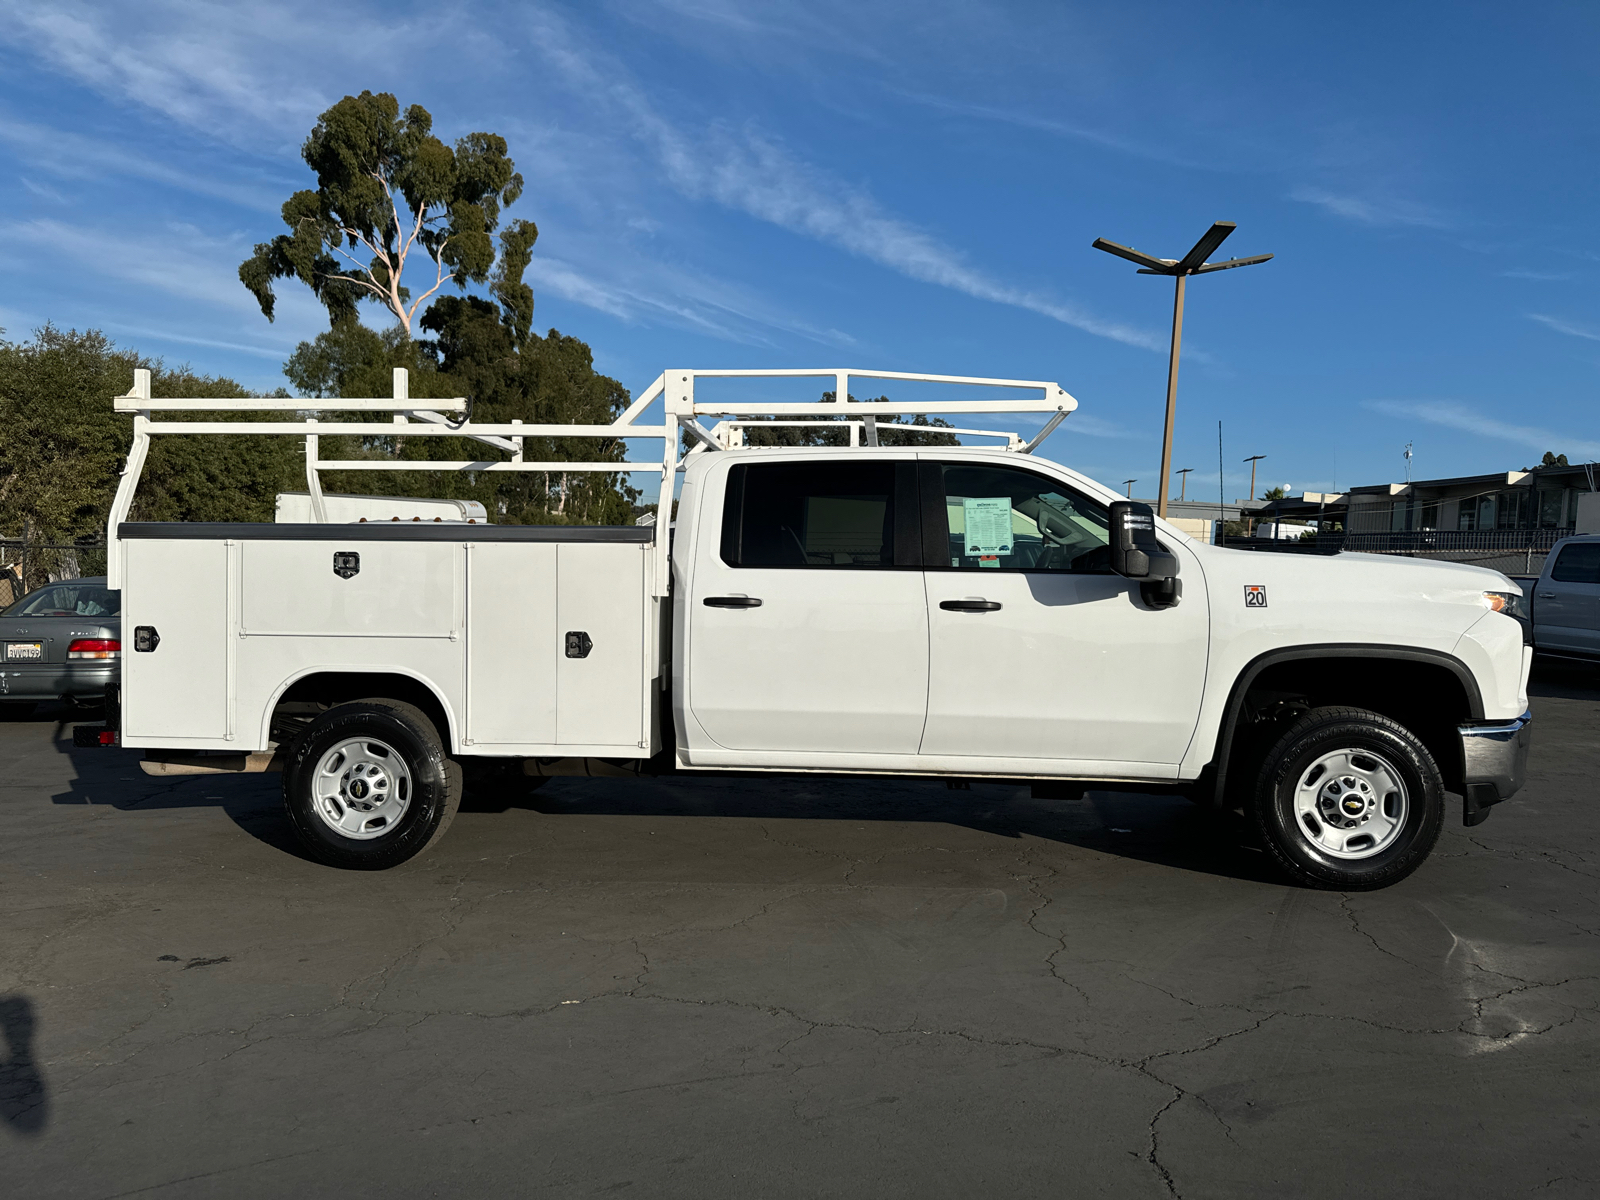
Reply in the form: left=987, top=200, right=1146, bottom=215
left=106, top=366, right=1077, bottom=595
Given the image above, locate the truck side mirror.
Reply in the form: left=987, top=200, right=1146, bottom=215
left=1109, top=502, right=1181, bottom=607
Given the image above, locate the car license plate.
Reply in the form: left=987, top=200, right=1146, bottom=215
left=6, top=642, right=42, bottom=661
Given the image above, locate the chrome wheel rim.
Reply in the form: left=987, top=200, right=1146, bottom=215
left=310, top=737, right=413, bottom=840
left=1291, top=748, right=1409, bottom=860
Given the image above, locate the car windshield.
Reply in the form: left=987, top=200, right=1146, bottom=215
left=5, top=583, right=121, bottom=618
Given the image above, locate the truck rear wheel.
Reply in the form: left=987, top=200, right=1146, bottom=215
left=283, top=700, right=461, bottom=870
left=1251, top=706, right=1444, bottom=891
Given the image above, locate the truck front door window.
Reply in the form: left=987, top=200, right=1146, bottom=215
left=932, top=464, right=1111, bottom=572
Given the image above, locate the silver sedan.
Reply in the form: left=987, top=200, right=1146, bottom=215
left=0, top=577, right=120, bottom=714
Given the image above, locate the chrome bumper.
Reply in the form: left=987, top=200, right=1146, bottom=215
left=1458, top=710, right=1533, bottom=827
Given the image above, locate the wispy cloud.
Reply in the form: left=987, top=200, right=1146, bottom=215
left=1289, top=186, right=1452, bottom=229
left=1526, top=313, right=1600, bottom=342
left=1366, top=399, right=1600, bottom=459
left=0, top=1, right=336, bottom=145
left=1502, top=269, right=1571, bottom=282
left=894, top=91, right=1211, bottom=171
left=0, top=217, right=259, bottom=311
left=0, top=114, right=286, bottom=211
left=669, top=129, right=1165, bottom=350
left=531, top=253, right=856, bottom=349
left=523, top=6, right=1165, bottom=352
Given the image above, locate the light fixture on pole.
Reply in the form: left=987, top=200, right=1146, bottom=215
left=1176, top=467, right=1194, bottom=502
left=1123, top=478, right=1138, bottom=499
left=1092, top=222, right=1273, bottom=519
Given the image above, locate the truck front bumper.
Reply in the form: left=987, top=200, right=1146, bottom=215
left=1458, top=709, right=1533, bottom=827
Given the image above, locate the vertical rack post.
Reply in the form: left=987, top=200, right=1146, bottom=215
left=657, top=372, right=692, bottom=598
left=106, top=367, right=154, bottom=589
left=304, top=418, right=327, bottom=524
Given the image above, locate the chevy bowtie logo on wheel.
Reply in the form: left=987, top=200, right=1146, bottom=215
left=1244, top=585, right=1268, bottom=608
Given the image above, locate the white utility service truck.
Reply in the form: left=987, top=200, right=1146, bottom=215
left=86, top=367, right=1533, bottom=890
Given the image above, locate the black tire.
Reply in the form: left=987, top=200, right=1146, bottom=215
left=1251, top=706, right=1444, bottom=891
left=283, top=700, right=462, bottom=870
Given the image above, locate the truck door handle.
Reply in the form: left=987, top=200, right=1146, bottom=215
left=940, top=599, right=1001, bottom=612
left=703, top=596, right=763, bottom=608
left=1538, top=592, right=1555, bottom=598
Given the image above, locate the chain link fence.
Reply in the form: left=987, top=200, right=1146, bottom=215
left=0, top=540, right=110, bottom=607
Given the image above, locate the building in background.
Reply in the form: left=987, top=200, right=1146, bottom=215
left=1246, top=460, right=1598, bottom=576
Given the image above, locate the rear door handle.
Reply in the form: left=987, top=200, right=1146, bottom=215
left=703, top=596, right=763, bottom=608
left=940, top=599, right=1002, bottom=612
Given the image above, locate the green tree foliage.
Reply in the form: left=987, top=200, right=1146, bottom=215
left=740, top=393, right=960, bottom=448
left=240, top=91, right=538, bottom=341
left=1261, top=485, right=1288, bottom=500
left=285, top=299, right=639, bottom=524
left=0, top=327, right=301, bottom=585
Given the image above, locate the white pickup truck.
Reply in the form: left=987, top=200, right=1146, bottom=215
left=89, top=367, right=1533, bottom=890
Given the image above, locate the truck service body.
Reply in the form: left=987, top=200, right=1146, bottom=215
left=93, top=367, right=1534, bottom=888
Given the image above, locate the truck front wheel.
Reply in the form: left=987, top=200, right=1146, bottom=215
left=1251, top=707, right=1444, bottom=890
left=283, top=700, right=462, bottom=870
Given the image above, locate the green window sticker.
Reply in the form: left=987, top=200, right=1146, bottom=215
left=962, top=497, right=1014, bottom=556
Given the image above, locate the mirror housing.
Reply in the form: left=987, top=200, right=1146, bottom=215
left=1109, top=502, right=1181, bottom=606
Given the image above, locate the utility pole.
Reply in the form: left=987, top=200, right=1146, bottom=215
left=1123, top=478, right=1138, bottom=499
left=1092, top=222, right=1273, bottom=519
left=1176, top=467, right=1194, bottom=502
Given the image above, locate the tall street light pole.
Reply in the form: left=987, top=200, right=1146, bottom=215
left=1123, top=478, right=1138, bottom=498
left=1243, top=454, right=1266, bottom=535
left=1092, top=222, right=1273, bottom=519
left=1176, top=467, right=1194, bottom=502
left=1244, top=454, right=1266, bottom=502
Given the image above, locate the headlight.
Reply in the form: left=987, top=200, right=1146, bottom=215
left=1483, top=591, right=1532, bottom=645
left=1482, top=591, right=1528, bottom=622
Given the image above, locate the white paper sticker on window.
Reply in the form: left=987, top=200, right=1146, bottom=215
left=962, top=497, right=1014, bottom=556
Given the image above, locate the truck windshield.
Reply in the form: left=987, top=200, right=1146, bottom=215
left=5, top=584, right=121, bottom=617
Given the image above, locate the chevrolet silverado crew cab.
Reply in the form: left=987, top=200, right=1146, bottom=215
left=87, top=367, right=1534, bottom=890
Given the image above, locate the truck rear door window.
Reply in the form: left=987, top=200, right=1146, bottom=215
left=722, top=461, right=908, bottom=568
left=929, top=463, right=1111, bottom=572
left=1551, top=543, right=1600, bottom=584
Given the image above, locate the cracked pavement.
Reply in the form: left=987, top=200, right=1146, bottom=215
left=2, top=659, right=1597, bottom=1198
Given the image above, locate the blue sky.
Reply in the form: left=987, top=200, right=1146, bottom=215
left=2, top=0, right=1597, bottom=503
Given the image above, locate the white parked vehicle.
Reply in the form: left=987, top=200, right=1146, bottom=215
left=89, top=367, right=1533, bottom=889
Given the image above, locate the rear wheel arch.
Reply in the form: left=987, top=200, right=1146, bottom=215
left=265, top=670, right=457, bottom=753
left=1210, top=645, right=1482, bottom=805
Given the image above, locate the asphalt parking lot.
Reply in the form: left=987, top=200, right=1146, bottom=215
left=2, top=665, right=1597, bottom=1200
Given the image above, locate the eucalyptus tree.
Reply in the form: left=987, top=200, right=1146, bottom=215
left=240, top=91, right=538, bottom=342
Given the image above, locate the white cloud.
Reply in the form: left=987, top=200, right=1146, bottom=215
left=516, top=8, right=1164, bottom=351
left=1289, top=186, right=1451, bottom=229
left=1502, top=269, right=1571, bottom=282
left=1526, top=313, right=1600, bottom=342
left=1365, top=399, right=1600, bottom=460
left=0, top=113, right=286, bottom=211
left=0, top=0, right=338, bottom=145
